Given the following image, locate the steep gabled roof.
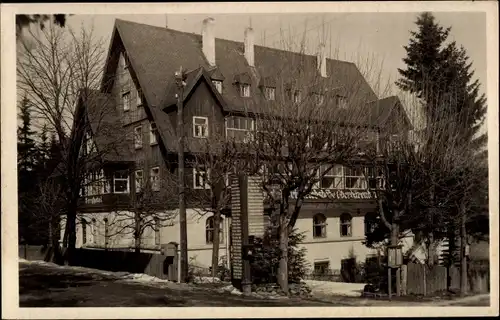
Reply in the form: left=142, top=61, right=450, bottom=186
left=101, top=19, right=410, bottom=152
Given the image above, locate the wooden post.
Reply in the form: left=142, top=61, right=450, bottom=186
left=396, top=267, right=401, bottom=296
left=240, top=175, right=252, bottom=294
left=176, top=67, right=188, bottom=283
left=401, top=264, right=408, bottom=296
left=388, top=267, right=392, bottom=300
left=423, top=264, right=427, bottom=296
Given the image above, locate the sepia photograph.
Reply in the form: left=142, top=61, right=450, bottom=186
left=1, top=2, right=498, bottom=318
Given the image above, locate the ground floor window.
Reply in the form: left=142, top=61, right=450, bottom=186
left=313, top=261, right=330, bottom=275
left=206, top=216, right=223, bottom=244
left=313, top=213, right=327, bottom=238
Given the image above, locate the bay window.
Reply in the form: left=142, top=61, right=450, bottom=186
left=193, top=167, right=210, bottom=189
left=344, top=167, right=366, bottom=189
left=320, top=165, right=344, bottom=189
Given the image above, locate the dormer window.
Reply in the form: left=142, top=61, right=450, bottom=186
left=240, top=84, right=251, bottom=97
left=212, top=80, right=223, bottom=94
left=293, top=90, right=302, bottom=104
left=264, top=87, right=276, bottom=101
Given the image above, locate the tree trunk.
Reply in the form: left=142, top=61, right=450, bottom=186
left=460, top=203, right=467, bottom=296
left=391, top=220, right=400, bottom=296
left=277, top=214, right=289, bottom=294
left=134, top=214, right=141, bottom=254
left=211, top=211, right=221, bottom=278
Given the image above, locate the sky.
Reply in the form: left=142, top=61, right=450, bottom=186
left=64, top=12, right=487, bottom=100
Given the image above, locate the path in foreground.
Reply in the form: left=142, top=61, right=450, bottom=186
left=19, top=261, right=490, bottom=308
left=19, top=261, right=334, bottom=307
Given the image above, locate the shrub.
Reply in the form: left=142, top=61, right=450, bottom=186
left=217, top=256, right=231, bottom=282
left=250, top=224, right=309, bottom=285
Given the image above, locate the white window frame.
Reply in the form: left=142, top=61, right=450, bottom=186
left=134, top=126, right=143, bottom=149
left=205, top=216, right=224, bottom=244
left=150, top=122, right=158, bottom=145
left=264, top=86, right=276, bottom=100
left=293, top=90, right=302, bottom=104
left=137, top=89, right=143, bottom=107
left=313, top=213, right=327, bottom=238
left=193, top=116, right=209, bottom=138
left=344, top=167, right=366, bottom=190
left=150, top=167, right=160, bottom=192
left=240, top=84, right=251, bottom=97
left=135, top=170, right=143, bottom=193
left=122, top=91, right=131, bottom=111
left=225, top=116, right=255, bottom=143
left=113, top=171, right=129, bottom=194
left=193, top=167, right=210, bottom=190
left=321, top=165, right=344, bottom=189
left=336, top=95, right=348, bottom=109
left=212, top=80, right=223, bottom=94
left=340, top=213, right=353, bottom=237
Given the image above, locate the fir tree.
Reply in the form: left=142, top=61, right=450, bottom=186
left=17, top=96, right=37, bottom=174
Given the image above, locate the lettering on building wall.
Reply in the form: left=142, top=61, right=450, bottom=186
left=290, top=189, right=377, bottom=200
left=85, top=195, right=103, bottom=204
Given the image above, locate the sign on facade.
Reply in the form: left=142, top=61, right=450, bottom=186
left=290, top=189, right=377, bottom=200
left=85, top=195, right=103, bottom=204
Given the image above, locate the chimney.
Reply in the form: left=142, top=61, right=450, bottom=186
left=202, top=17, right=216, bottom=66
left=317, top=43, right=327, bottom=77
left=244, top=27, right=255, bottom=67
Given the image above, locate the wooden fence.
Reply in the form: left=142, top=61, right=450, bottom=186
left=406, top=263, right=447, bottom=295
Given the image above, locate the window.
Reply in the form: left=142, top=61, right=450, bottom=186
left=264, top=87, right=276, bottom=100
left=240, top=84, right=251, bottom=97
left=154, top=217, right=160, bottom=246
left=91, top=218, right=96, bottom=244
left=313, top=213, right=327, bottom=238
left=364, top=212, right=377, bottom=236
left=113, top=171, right=129, bottom=193
left=367, top=167, right=384, bottom=190
left=321, top=165, right=344, bottom=189
left=137, top=89, right=143, bottom=106
left=314, top=261, right=330, bottom=276
left=84, top=131, right=94, bottom=155
left=104, top=218, right=109, bottom=248
left=205, top=216, right=223, bottom=244
left=193, top=116, right=209, bottom=138
left=344, top=167, right=366, bottom=189
left=340, top=213, right=352, bottom=237
left=122, top=91, right=131, bottom=111
left=150, top=122, right=157, bottom=145
left=314, top=93, right=325, bottom=105
left=336, top=95, right=347, bottom=109
left=81, top=219, right=87, bottom=245
left=134, top=126, right=143, bottom=149
left=293, top=90, right=302, bottom=103
left=135, top=170, right=143, bottom=193
left=193, top=167, right=209, bottom=189
left=226, top=116, right=255, bottom=142
left=212, top=80, right=223, bottom=94
left=84, top=169, right=109, bottom=196
left=150, top=167, right=160, bottom=191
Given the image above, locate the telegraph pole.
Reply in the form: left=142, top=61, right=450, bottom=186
left=175, top=67, right=188, bottom=283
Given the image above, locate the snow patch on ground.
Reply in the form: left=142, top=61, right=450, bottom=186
left=121, top=273, right=171, bottom=283
left=192, top=276, right=222, bottom=284
left=219, top=284, right=242, bottom=296
left=304, top=280, right=366, bottom=297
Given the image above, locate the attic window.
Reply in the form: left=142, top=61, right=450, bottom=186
left=150, top=122, right=158, bottom=145
left=240, top=84, right=251, bottom=97
left=137, top=89, right=143, bottom=107
left=293, top=90, right=302, bottom=104
left=314, top=93, right=325, bottom=105
left=336, top=95, right=348, bottom=109
left=212, top=80, right=223, bottom=94
left=122, top=91, right=131, bottom=111
left=264, top=87, right=276, bottom=101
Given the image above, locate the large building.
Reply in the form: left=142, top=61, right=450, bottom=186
left=62, top=18, right=416, bottom=275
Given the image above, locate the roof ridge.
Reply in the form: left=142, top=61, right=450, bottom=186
left=114, top=18, right=355, bottom=66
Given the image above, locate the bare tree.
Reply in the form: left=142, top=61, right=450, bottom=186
left=16, top=22, right=124, bottom=260
left=101, top=170, right=178, bottom=253
left=235, top=30, right=393, bottom=292
left=188, top=129, right=242, bottom=278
